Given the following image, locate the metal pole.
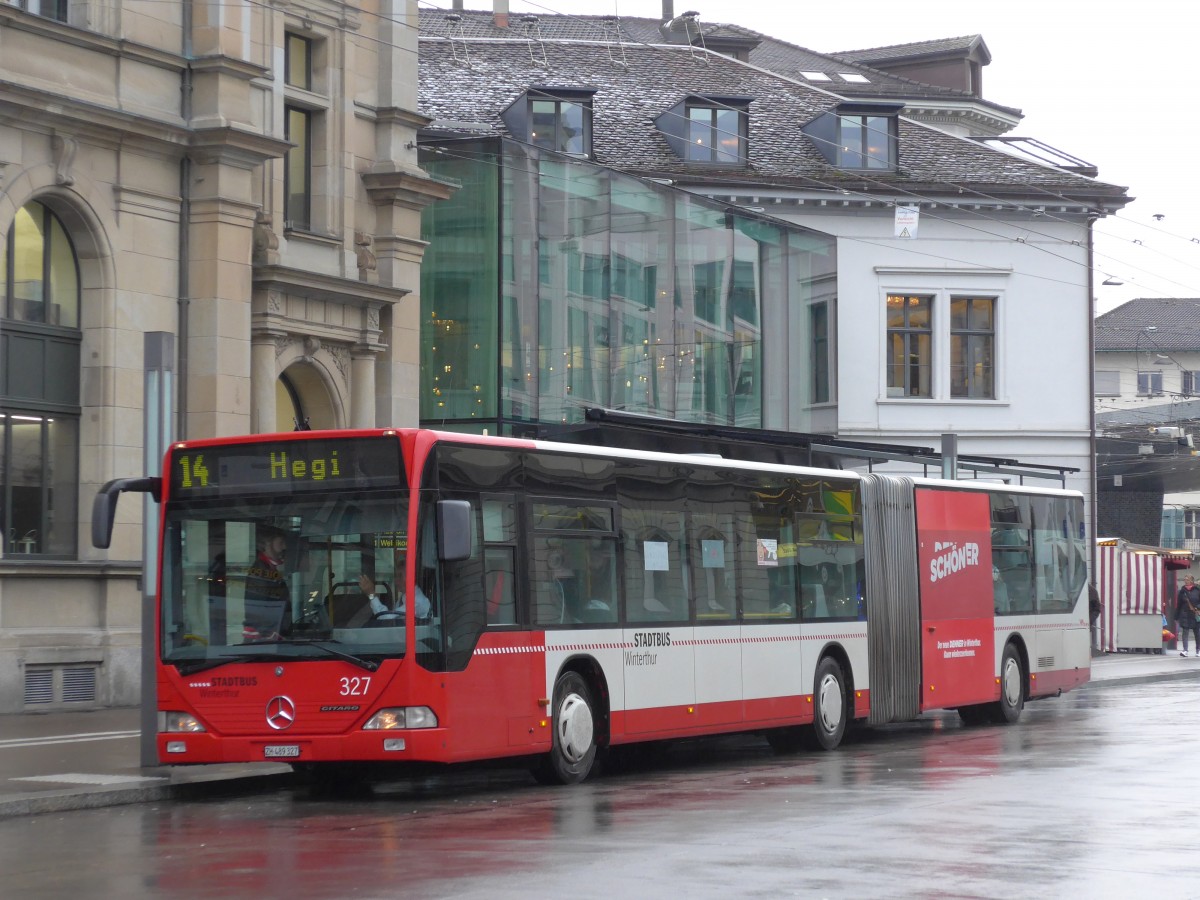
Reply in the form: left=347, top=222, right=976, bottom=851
left=941, top=432, right=958, bottom=481
left=142, top=333, right=175, bottom=767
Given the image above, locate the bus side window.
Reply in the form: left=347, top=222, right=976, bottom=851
left=623, top=512, right=687, bottom=623
left=482, top=497, right=518, bottom=626
left=533, top=536, right=579, bottom=625
left=694, top=526, right=735, bottom=621
left=485, top=550, right=515, bottom=625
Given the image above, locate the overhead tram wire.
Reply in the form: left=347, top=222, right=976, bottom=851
left=420, top=131, right=1119, bottom=295
left=413, top=29, right=1139, bottom=282
left=420, top=141, right=1099, bottom=294
left=419, top=140, right=1120, bottom=293
left=275, top=0, right=1125, bottom=258
left=241, top=0, right=1153, bottom=280
left=159, top=0, right=1169, bottom=294
left=417, top=2, right=1125, bottom=226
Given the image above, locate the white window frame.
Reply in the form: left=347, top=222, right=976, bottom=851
left=876, top=271, right=1008, bottom=403
left=1182, top=370, right=1200, bottom=397
left=1137, top=371, right=1163, bottom=396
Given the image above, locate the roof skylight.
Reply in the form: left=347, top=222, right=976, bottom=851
left=838, top=72, right=870, bottom=83
left=800, top=71, right=831, bottom=81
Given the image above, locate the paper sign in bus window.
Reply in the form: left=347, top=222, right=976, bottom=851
left=643, top=541, right=669, bottom=571
left=701, top=540, right=725, bottom=568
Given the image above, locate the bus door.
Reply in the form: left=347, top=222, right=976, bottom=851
left=914, top=488, right=996, bottom=710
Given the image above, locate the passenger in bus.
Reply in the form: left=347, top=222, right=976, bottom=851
left=242, top=525, right=292, bottom=641
left=818, top=563, right=850, bottom=616
left=992, top=565, right=1009, bottom=614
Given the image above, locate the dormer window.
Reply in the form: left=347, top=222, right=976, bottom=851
left=502, top=88, right=596, bottom=158
left=836, top=113, right=894, bottom=168
left=802, top=101, right=901, bottom=171
left=656, top=95, right=751, bottom=165
left=531, top=98, right=590, bottom=155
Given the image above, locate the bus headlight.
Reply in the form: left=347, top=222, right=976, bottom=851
left=159, top=711, right=206, bottom=733
left=363, top=707, right=438, bottom=730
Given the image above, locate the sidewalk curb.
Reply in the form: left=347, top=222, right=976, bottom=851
left=0, top=771, right=295, bottom=819
left=1083, top=669, right=1200, bottom=690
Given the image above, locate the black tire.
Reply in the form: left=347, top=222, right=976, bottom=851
left=804, top=656, right=848, bottom=751
left=534, top=671, right=598, bottom=785
left=990, top=643, right=1025, bottom=724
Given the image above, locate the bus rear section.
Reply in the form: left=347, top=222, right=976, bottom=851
left=861, top=476, right=1090, bottom=729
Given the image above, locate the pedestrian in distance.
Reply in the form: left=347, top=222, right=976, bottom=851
left=1177, top=574, right=1200, bottom=657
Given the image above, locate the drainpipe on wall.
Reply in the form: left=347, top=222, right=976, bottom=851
left=177, top=0, right=192, bottom=440
left=1087, top=213, right=1098, bottom=592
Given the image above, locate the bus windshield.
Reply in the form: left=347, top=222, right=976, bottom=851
left=160, top=491, right=419, bottom=669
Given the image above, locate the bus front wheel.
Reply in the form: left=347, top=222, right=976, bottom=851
left=535, top=671, right=598, bottom=785
left=804, top=656, right=848, bottom=751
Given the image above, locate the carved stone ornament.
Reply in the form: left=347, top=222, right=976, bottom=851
left=355, top=231, right=378, bottom=283
left=267, top=291, right=284, bottom=314
left=253, top=211, right=280, bottom=265
left=330, top=346, right=350, bottom=379
left=52, top=134, right=77, bottom=187
left=303, top=336, right=322, bottom=358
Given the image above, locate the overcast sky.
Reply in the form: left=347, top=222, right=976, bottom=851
left=443, top=0, right=1200, bottom=315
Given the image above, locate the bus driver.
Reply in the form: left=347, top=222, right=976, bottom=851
left=358, top=543, right=432, bottom=621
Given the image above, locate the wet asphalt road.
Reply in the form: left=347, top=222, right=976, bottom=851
left=0, top=680, right=1185, bottom=899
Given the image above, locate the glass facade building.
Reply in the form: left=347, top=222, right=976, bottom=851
left=419, top=139, right=837, bottom=435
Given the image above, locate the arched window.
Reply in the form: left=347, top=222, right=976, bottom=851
left=1, top=200, right=81, bottom=557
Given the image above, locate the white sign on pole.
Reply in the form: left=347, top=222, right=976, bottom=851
left=894, top=205, right=919, bottom=239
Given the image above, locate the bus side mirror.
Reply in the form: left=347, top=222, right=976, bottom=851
left=437, top=499, right=473, bottom=562
left=91, top=477, right=161, bottom=549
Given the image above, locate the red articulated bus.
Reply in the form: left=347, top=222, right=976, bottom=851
left=92, top=428, right=1090, bottom=784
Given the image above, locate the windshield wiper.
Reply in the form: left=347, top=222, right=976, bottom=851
left=176, top=653, right=280, bottom=676
left=175, top=641, right=379, bottom=675
left=286, top=639, right=380, bottom=672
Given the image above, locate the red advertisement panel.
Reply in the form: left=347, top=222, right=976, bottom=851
left=915, top=488, right=996, bottom=710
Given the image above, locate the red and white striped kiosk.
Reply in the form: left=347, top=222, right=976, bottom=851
left=1096, top=538, right=1193, bottom=652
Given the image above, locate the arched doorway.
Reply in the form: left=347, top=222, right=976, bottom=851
left=277, top=363, right=338, bottom=432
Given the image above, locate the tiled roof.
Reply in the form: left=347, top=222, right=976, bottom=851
left=745, top=33, right=1014, bottom=111
left=417, top=34, right=1126, bottom=202
left=418, top=9, right=994, bottom=106
left=1096, top=299, right=1200, bottom=350
left=834, top=36, right=988, bottom=64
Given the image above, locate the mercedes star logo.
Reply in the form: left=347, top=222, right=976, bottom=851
left=266, top=695, right=296, bottom=731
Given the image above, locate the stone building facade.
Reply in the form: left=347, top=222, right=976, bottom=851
left=0, top=0, right=446, bottom=711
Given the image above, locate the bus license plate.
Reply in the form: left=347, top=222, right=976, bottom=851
left=264, top=744, right=300, bottom=759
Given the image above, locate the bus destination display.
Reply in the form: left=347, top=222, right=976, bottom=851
left=169, top=437, right=402, bottom=497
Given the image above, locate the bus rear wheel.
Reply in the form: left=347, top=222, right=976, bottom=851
left=990, top=643, right=1025, bottom=724
left=534, top=671, right=598, bottom=785
left=804, top=656, right=848, bottom=751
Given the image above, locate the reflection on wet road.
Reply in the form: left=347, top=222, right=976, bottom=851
left=0, top=680, right=1187, bottom=898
